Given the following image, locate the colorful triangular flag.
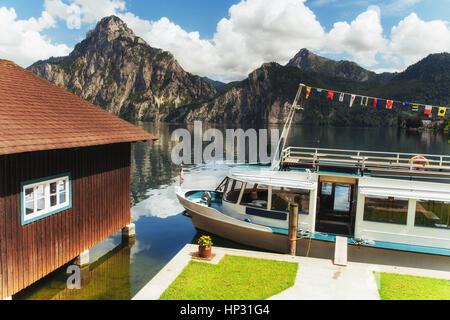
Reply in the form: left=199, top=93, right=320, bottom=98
left=306, top=86, right=311, bottom=99
left=326, top=90, right=334, bottom=100
left=411, top=104, right=419, bottom=112
left=438, top=107, right=447, bottom=117
left=180, top=165, right=184, bottom=185
left=349, top=95, right=356, bottom=107
left=424, top=105, right=432, bottom=115
left=316, top=88, right=323, bottom=95
left=386, top=100, right=393, bottom=109
left=361, top=96, right=368, bottom=106
left=372, top=98, right=378, bottom=108
left=338, top=92, right=345, bottom=102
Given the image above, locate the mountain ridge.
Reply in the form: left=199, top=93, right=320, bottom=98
left=27, top=15, right=449, bottom=126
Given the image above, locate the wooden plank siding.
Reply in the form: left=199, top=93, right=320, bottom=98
left=0, top=142, right=132, bottom=299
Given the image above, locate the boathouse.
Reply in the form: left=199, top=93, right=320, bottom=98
left=0, top=59, right=157, bottom=299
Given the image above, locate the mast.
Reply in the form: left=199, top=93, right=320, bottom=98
left=270, top=83, right=305, bottom=171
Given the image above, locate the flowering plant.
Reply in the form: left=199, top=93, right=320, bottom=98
left=198, top=235, right=213, bottom=248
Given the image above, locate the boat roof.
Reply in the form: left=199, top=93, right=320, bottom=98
left=230, top=171, right=450, bottom=201
left=359, top=176, right=450, bottom=202
left=230, top=171, right=318, bottom=190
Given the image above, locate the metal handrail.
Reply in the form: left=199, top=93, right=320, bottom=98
left=282, top=146, right=450, bottom=171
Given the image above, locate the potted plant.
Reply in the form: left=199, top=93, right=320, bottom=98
left=198, top=235, right=213, bottom=258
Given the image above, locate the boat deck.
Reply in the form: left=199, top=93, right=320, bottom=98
left=282, top=147, right=450, bottom=178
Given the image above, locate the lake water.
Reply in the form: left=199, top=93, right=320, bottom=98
left=16, top=122, right=450, bottom=300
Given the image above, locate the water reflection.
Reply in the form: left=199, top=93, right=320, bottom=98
left=15, top=240, right=133, bottom=300
left=18, top=122, right=449, bottom=300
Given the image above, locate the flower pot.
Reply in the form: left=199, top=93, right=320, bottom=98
left=198, top=245, right=212, bottom=258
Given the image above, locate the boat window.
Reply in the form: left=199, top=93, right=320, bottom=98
left=415, top=200, right=450, bottom=230
left=271, top=187, right=310, bottom=213
left=240, top=183, right=268, bottom=208
left=223, top=179, right=243, bottom=204
left=333, top=184, right=351, bottom=212
left=321, top=183, right=333, bottom=195
left=363, top=195, right=408, bottom=225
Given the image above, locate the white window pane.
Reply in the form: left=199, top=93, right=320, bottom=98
left=36, top=185, right=45, bottom=199
left=37, top=198, right=45, bottom=211
left=25, top=188, right=34, bottom=202
left=58, top=180, right=66, bottom=193
left=25, top=201, right=34, bottom=215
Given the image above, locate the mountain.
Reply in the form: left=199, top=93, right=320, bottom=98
left=27, top=16, right=449, bottom=126
left=369, top=53, right=450, bottom=108
left=169, top=52, right=450, bottom=126
left=286, top=48, right=396, bottom=83
left=28, top=16, right=216, bottom=121
left=201, top=77, right=226, bottom=89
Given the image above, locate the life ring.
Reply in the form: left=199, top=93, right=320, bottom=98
left=409, top=155, right=429, bottom=171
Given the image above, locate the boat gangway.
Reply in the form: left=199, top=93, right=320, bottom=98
left=282, top=146, right=450, bottom=178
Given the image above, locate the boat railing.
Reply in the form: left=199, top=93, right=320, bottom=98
left=282, top=146, right=450, bottom=174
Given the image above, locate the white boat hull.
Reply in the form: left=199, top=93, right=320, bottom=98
left=176, top=188, right=290, bottom=253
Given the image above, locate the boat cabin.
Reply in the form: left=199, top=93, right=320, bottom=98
left=219, top=167, right=450, bottom=253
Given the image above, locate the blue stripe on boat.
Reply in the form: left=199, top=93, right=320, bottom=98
left=269, top=228, right=450, bottom=256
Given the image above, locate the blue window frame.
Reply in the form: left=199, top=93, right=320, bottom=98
left=21, top=173, right=72, bottom=226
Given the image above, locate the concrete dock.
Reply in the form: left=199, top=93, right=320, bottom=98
left=133, top=244, right=450, bottom=300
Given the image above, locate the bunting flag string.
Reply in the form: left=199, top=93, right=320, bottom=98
left=299, top=83, right=448, bottom=117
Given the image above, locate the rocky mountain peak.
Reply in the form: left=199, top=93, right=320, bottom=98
left=28, top=15, right=216, bottom=122
left=70, top=15, right=147, bottom=58
left=287, top=48, right=395, bottom=83
left=87, top=15, right=134, bottom=42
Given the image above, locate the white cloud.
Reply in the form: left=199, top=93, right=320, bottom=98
left=386, top=13, right=450, bottom=69
left=382, top=0, right=423, bottom=15
left=121, top=0, right=326, bottom=81
left=2, top=0, right=450, bottom=80
left=44, top=0, right=126, bottom=29
left=0, top=7, right=71, bottom=67
left=323, top=6, right=387, bottom=66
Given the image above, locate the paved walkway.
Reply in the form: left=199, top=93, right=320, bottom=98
left=133, top=244, right=450, bottom=300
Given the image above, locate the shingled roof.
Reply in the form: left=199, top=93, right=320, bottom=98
left=0, top=59, right=157, bottom=156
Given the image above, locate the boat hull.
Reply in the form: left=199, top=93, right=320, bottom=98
left=176, top=188, right=289, bottom=253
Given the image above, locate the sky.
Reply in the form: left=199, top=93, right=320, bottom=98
left=1, top=0, right=449, bottom=82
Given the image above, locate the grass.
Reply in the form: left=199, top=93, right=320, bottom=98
left=375, top=272, right=450, bottom=300
left=159, top=255, right=298, bottom=300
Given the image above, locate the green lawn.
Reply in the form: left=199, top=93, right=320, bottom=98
left=159, top=255, right=299, bottom=300
left=375, top=272, right=450, bottom=300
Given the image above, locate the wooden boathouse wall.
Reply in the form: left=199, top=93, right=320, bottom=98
left=0, top=142, right=132, bottom=299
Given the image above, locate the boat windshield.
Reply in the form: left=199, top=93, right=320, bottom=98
left=223, top=178, right=243, bottom=203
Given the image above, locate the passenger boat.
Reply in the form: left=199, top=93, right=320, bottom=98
left=176, top=84, right=450, bottom=258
